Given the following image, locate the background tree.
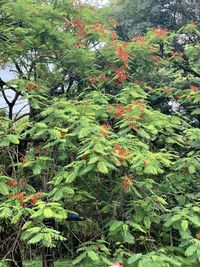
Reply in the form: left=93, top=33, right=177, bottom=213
left=111, top=0, right=200, bottom=39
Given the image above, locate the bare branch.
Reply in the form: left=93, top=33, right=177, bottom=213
left=14, top=113, right=30, bottom=122
left=14, top=103, right=29, bottom=119
left=2, top=90, right=12, bottom=105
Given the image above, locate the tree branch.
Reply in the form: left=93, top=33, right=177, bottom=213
left=14, top=62, right=23, bottom=76
left=14, top=113, right=30, bottom=122
left=2, top=90, right=11, bottom=105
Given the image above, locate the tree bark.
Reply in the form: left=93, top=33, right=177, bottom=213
left=41, top=174, right=54, bottom=267
left=42, top=247, right=54, bottom=267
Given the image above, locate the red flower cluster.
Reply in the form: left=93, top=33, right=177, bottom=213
left=72, top=19, right=87, bottom=37
left=129, top=100, right=145, bottom=130
left=8, top=191, right=42, bottom=206
left=169, top=51, right=184, bottom=61
left=113, top=100, right=145, bottom=128
left=113, top=144, right=131, bottom=158
left=122, top=175, right=133, bottom=190
left=116, top=44, right=129, bottom=66
left=100, top=123, right=112, bottom=138
left=114, top=105, right=131, bottom=118
left=90, top=22, right=109, bottom=38
left=75, top=39, right=85, bottom=48
left=9, top=192, right=25, bottom=206
left=190, top=85, right=198, bottom=91
left=7, top=178, right=27, bottom=188
left=6, top=178, right=27, bottom=188
left=26, top=82, right=40, bottom=91
left=110, top=30, right=117, bottom=40
left=30, top=192, right=42, bottom=205
left=132, top=36, right=147, bottom=42
left=6, top=178, right=18, bottom=188
left=131, top=99, right=145, bottom=110
left=88, top=74, right=109, bottom=84
left=114, top=68, right=129, bottom=84
left=152, top=28, right=168, bottom=37
left=108, top=18, right=119, bottom=28
left=89, top=22, right=117, bottom=40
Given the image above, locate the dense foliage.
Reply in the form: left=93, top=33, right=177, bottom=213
left=0, top=0, right=200, bottom=266
left=111, top=0, right=200, bottom=39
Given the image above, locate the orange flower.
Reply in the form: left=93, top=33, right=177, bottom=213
left=114, top=68, right=129, bottom=84
left=114, top=105, right=125, bottom=117
left=90, top=22, right=109, bottom=38
left=31, top=192, right=42, bottom=205
left=26, top=82, right=34, bottom=90
left=190, top=85, right=198, bottom=91
left=196, top=234, right=200, bottom=240
left=132, top=36, right=147, bottom=42
left=72, top=19, right=87, bottom=36
left=108, top=18, right=119, bottom=28
left=100, top=123, right=111, bottom=138
left=164, top=88, right=173, bottom=93
left=110, top=30, right=117, bottom=40
left=152, top=28, right=168, bottom=37
left=129, top=124, right=139, bottom=131
left=36, top=83, right=40, bottom=91
left=114, top=144, right=122, bottom=150
left=116, top=45, right=129, bottom=66
left=101, top=123, right=111, bottom=130
left=88, top=74, right=109, bottom=84
left=6, top=179, right=18, bottom=188
left=9, top=192, right=25, bottom=206
left=123, top=175, right=133, bottom=190
left=113, top=145, right=131, bottom=158
left=139, top=114, right=144, bottom=119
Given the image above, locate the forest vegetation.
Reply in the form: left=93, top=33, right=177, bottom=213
left=0, top=0, right=200, bottom=266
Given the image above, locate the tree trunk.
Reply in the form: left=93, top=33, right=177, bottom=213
left=42, top=247, right=54, bottom=267
left=9, top=246, right=23, bottom=267
left=41, top=174, right=54, bottom=267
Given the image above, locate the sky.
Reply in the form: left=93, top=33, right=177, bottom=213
left=0, top=66, right=29, bottom=115
left=83, top=0, right=109, bottom=6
